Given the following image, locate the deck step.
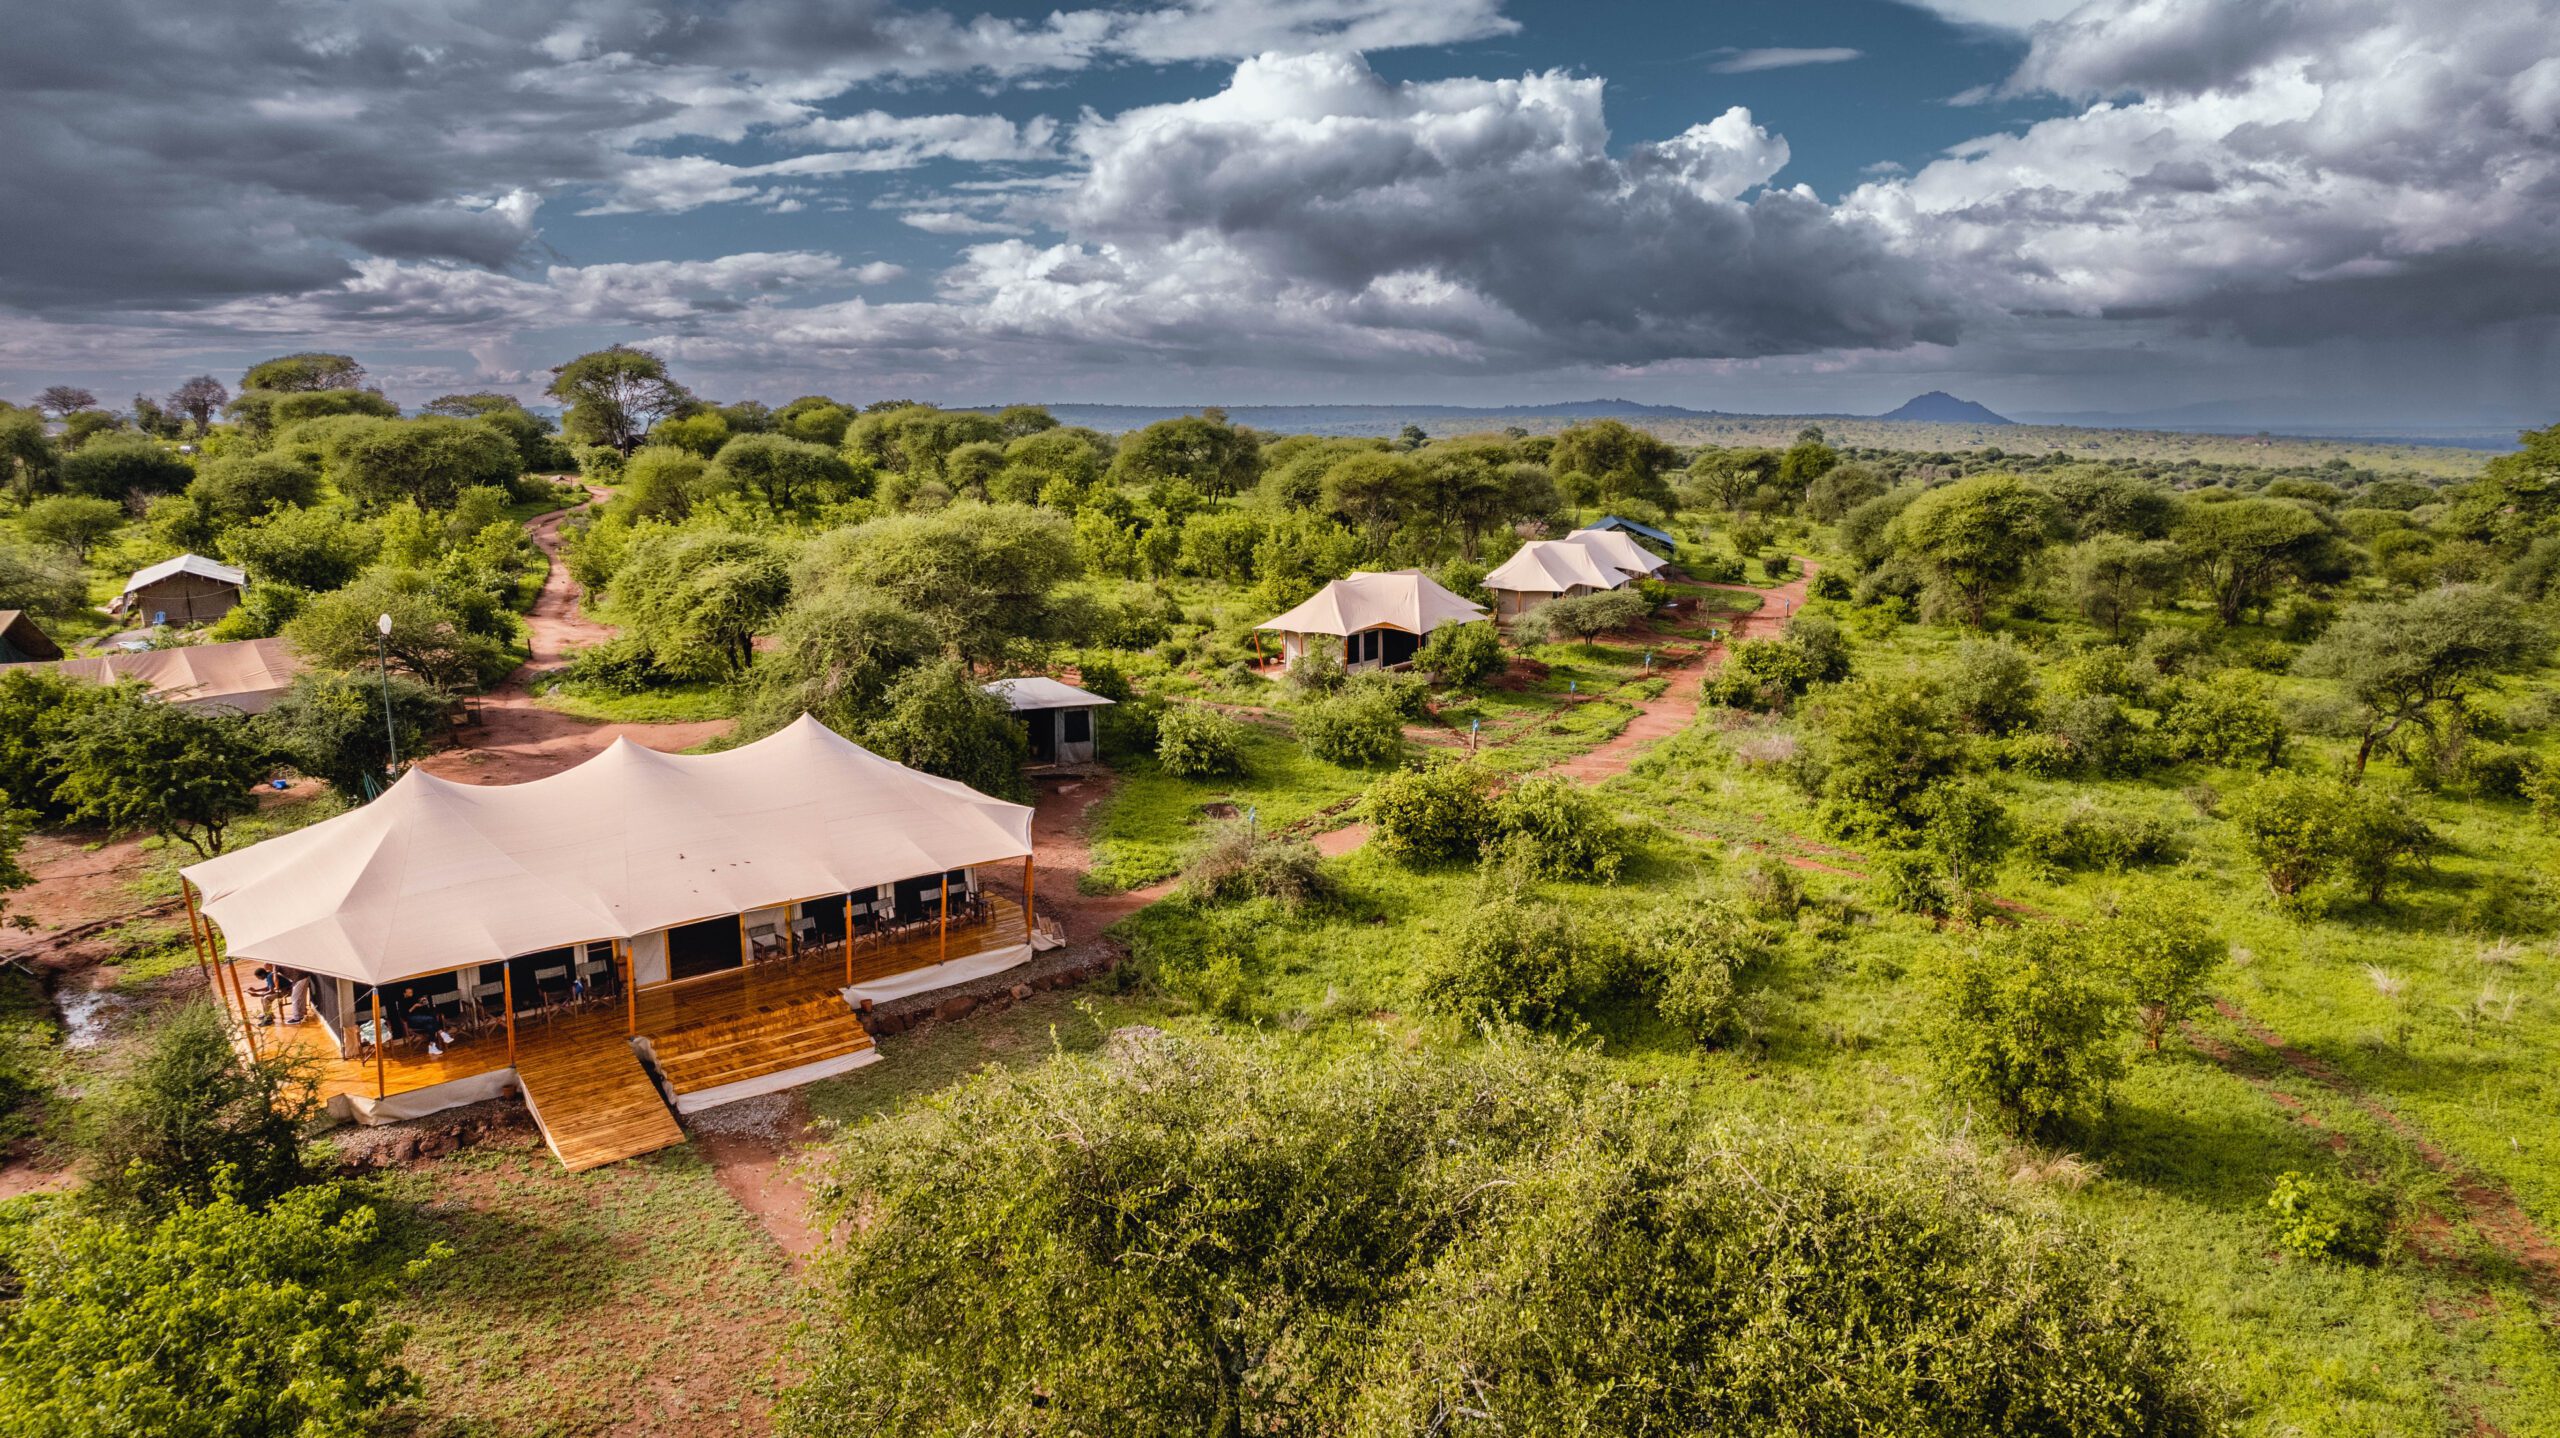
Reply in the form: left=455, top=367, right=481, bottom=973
left=649, top=989, right=876, bottom=1099
left=514, top=1035, right=686, bottom=1172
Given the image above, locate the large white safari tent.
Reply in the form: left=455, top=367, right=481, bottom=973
left=1255, top=570, right=1486, bottom=672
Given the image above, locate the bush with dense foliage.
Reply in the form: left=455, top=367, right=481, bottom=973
left=1364, top=762, right=1495, bottom=864
left=78, top=1002, right=320, bottom=1218
left=1489, top=774, right=1626, bottom=882
left=859, top=660, right=1029, bottom=803
left=1183, top=830, right=1332, bottom=911
left=2227, top=772, right=2436, bottom=907
left=1639, top=897, right=1776, bottom=1044
left=50, top=689, right=270, bottom=857
left=1414, top=620, right=1505, bottom=687
left=259, top=670, right=451, bottom=797
left=2265, top=1170, right=2394, bottom=1265
left=1929, top=923, right=2128, bottom=1142
left=1415, top=888, right=1592, bottom=1028
left=783, top=1034, right=2220, bottom=1437
left=1156, top=703, right=1246, bottom=779
left=0, top=1181, right=431, bottom=1438
left=1298, top=687, right=1406, bottom=767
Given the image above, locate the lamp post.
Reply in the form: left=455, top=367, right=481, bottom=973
left=374, top=612, right=398, bottom=774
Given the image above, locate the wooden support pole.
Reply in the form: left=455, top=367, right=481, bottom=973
left=503, top=966, right=516, bottom=1066
left=939, top=872, right=950, bottom=965
left=843, top=896, right=855, bottom=985
left=208, top=902, right=261, bottom=1063
left=785, top=904, right=798, bottom=962
left=1023, top=854, right=1035, bottom=936
left=621, top=940, right=636, bottom=1036
left=371, top=989, right=386, bottom=1100
left=180, top=880, right=215, bottom=991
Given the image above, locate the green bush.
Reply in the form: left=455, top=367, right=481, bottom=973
left=560, top=634, right=672, bottom=694
left=1345, top=670, right=1429, bottom=721
left=1184, top=830, right=1332, bottom=912
left=2266, top=1171, right=2392, bottom=1264
left=1284, top=646, right=1345, bottom=695
left=1691, top=553, right=1744, bottom=583
left=1491, top=775, right=1626, bottom=883
left=1928, top=924, right=2127, bottom=1142
left=1415, top=621, right=1505, bottom=687
left=1156, top=704, right=1246, bottom=778
left=0, top=1182, right=433, bottom=1437
left=2015, top=801, right=2181, bottom=880
left=1365, top=763, right=1496, bottom=865
left=78, top=1002, right=320, bottom=1220
left=1808, top=569, right=1850, bottom=600
left=2159, top=675, right=2288, bottom=769
left=1415, top=891, right=1589, bottom=1028
left=1299, top=690, right=1405, bottom=768
left=1641, top=900, right=1775, bottom=1043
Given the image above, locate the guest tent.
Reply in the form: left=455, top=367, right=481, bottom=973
left=37, top=636, right=304, bottom=714
left=111, top=553, right=246, bottom=625
left=0, top=610, right=62, bottom=664
left=1481, top=539, right=1626, bottom=619
left=1563, top=527, right=1670, bottom=581
left=1586, top=514, right=1677, bottom=551
left=1255, top=569, right=1487, bottom=671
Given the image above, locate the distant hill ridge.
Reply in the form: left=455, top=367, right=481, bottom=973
left=1004, top=394, right=2011, bottom=434
left=1878, top=391, right=2013, bottom=425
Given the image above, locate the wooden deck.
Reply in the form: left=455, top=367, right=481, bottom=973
left=221, top=896, right=1028, bottom=1168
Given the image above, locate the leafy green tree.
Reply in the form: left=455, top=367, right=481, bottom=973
left=650, top=409, right=730, bottom=457
left=797, top=504, right=1080, bottom=667
left=77, top=1001, right=317, bottom=1216
left=1547, top=419, right=1676, bottom=512
left=1801, top=460, right=1886, bottom=522
left=1775, top=432, right=1839, bottom=496
left=2046, top=468, right=2177, bottom=539
left=0, top=536, right=88, bottom=619
left=1157, top=703, right=1246, bottom=779
left=2296, top=585, right=2551, bottom=780
left=1683, top=446, right=1781, bottom=511
left=18, top=494, right=124, bottom=559
left=1510, top=588, right=1651, bottom=649
left=2171, top=498, right=2336, bottom=624
left=1945, top=635, right=2041, bottom=734
left=51, top=690, right=268, bottom=856
left=1414, top=621, right=1505, bottom=687
left=314, top=416, right=520, bottom=511
left=420, top=392, right=566, bottom=472
left=240, top=352, right=365, bottom=392
left=2442, top=418, right=2560, bottom=544
left=845, top=404, right=1005, bottom=477
left=34, top=385, right=98, bottom=416
left=1930, top=923, right=2127, bottom=1141
left=284, top=569, right=517, bottom=694
left=1811, top=675, right=1972, bottom=841
left=2065, top=534, right=2180, bottom=640
left=738, top=588, right=940, bottom=740
left=2226, top=773, right=2345, bottom=902
left=259, top=670, right=450, bottom=797
left=1321, top=451, right=1418, bottom=556
left=611, top=527, right=790, bottom=678
left=2158, top=673, right=2289, bottom=769
left=860, top=660, right=1028, bottom=801
left=60, top=410, right=127, bottom=449
left=218, top=504, right=380, bottom=592
left=187, top=451, right=320, bottom=529
left=546, top=345, right=694, bottom=453
left=615, top=445, right=715, bottom=521
left=0, top=405, right=59, bottom=499
left=775, top=396, right=859, bottom=446
left=2094, top=887, right=2227, bottom=1052
left=226, top=387, right=401, bottom=438
left=0, top=795, right=31, bottom=929
left=1889, top=474, right=2055, bottom=626
left=711, top=432, right=857, bottom=514
left=2336, top=785, right=2439, bottom=906
left=55, top=432, right=191, bottom=499
left=1298, top=688, right=1405, bottom=768
left=0, top=1180, right=428, bottom=1437
left=1111, top=412, right=1261, bottom=499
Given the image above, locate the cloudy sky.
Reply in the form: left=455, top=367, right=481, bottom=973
left=5, top=0, right=2556, bottom=427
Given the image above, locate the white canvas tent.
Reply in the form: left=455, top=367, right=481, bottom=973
left=182, top=714, right=1033, bottom=988
left=38, top=637, right=304, bottom=714
left=1481, top=540, right=1626, bottom=618
left=1255, top=570, right=1487, bottom=671
left=1563, top=528, right=1669, bottom=580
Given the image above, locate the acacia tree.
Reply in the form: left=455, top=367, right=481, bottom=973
left=2171, top=498, right=2335, bottom=624
left=18, top=495, right=125, bottom=560
left=240, top=352, right=366, bottom=392
left=1511, top=589, right=1652, bottom=650
left=1111, top=412, right=1260, bottom=499
left=547, top=345, right=694, bottom=453
left=51, top=689, right=269, bottom=857
left=1889, top=474, right=2054, bottom=626
left=2065, top=534, right=2180, bottom=640
left=710, top=433, right=857, bottom=514
left=612, top=527, right=790, bottom=677
left=1929, top=923, right=2127, bottom=1141
left=2297, top=584, right=2551, bottom=780
left=259, top=670, right=452, bottom=796
left=34, top=385, right=97, bottom=417
left=2094, top=886, right=2226, bottom=1052
left=860, top=659, right=1028, bottom=802
left=166, top=375, right=230, bottom=430
left=1320, top=451, right=1416, bottom=557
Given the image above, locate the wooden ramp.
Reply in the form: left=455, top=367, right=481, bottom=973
left=648, top=988, right=876, bottom=1112
left=513, top=1029, right=687, bottom=1172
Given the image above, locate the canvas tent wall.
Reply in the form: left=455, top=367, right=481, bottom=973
left=111, top=553, right=245, bottom=625
left=36, top=637, right=304, bottom=714
left=0, top=610, right=62, bottom=664
left=1480, top=540, right=1625, bottom=619
left=1563, top=528, right=1669, bottom=581
left=1254, top=570, right=1487, bottom=672
left=983, top=676, right=1114, bottom=765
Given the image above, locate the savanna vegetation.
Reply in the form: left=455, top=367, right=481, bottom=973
left=6, top=348, right=2560, bottom=1435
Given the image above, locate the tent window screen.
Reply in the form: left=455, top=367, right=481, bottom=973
left=1062, top=708, right=1092, bottom=744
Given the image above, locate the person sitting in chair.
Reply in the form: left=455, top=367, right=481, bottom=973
left=400, top=987, right=457, bottom=1056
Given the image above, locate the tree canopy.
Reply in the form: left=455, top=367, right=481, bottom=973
left=547, top=345, right=694, bottom=453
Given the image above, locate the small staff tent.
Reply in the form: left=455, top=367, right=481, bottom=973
left=1562, top=528, right=1669, bottom=581
left=0, top=610, right=63, bottom=664
left=111, top=553, right=245, bottom=625
left=37, top=637, right=303, bottom=713
left=1481, top=540, right=1625, bottom=619
left=1256, top=570, right=1486, bottom=672
left=983, top=676, right=1114, bottom=766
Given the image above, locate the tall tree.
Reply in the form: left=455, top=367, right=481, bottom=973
left=2171, top=498, right=2336, bottom=624
left=1548, top=419, right=1676, bottom=512
left=1111, top=413, right=1261, bottom=499
left=51, top=689, right=269, bottom=857
left=33, top=385, right=97, bottom=417
left=165, top=375, right=230, bottom=430
left=547, top=345, right=694, bottom=453
left=1889, top=474, right=2055, bottom=626
left=1320, top=451, right=1417, bottom=557
left=2297, top=584, right=2552, bottom=780
left=239, top=352, right=366, bottom=393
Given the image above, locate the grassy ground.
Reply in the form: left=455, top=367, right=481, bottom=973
left=528, top=674, right=738, bottom=724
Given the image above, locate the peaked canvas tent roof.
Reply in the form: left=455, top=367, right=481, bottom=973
left=1589, top=514, right=1676, bottom=548
left=1564, top=528, right=1669, bottom=578
left=40, top=637, right=303, bottom=712
left=1257, top=570, right=1486, bottom=636
left=120, top=553, right=246, bottom=598
left=1482, top=540, right=1624, bottom=595
left=983, top=676, right=1115, bottom=712
left=182, top=715, right=1035, bottom=987
left=0, top=610, right=63, bottom=663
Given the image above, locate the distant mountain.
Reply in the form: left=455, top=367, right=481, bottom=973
left=1878, top=392, right=2011, bottom=425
